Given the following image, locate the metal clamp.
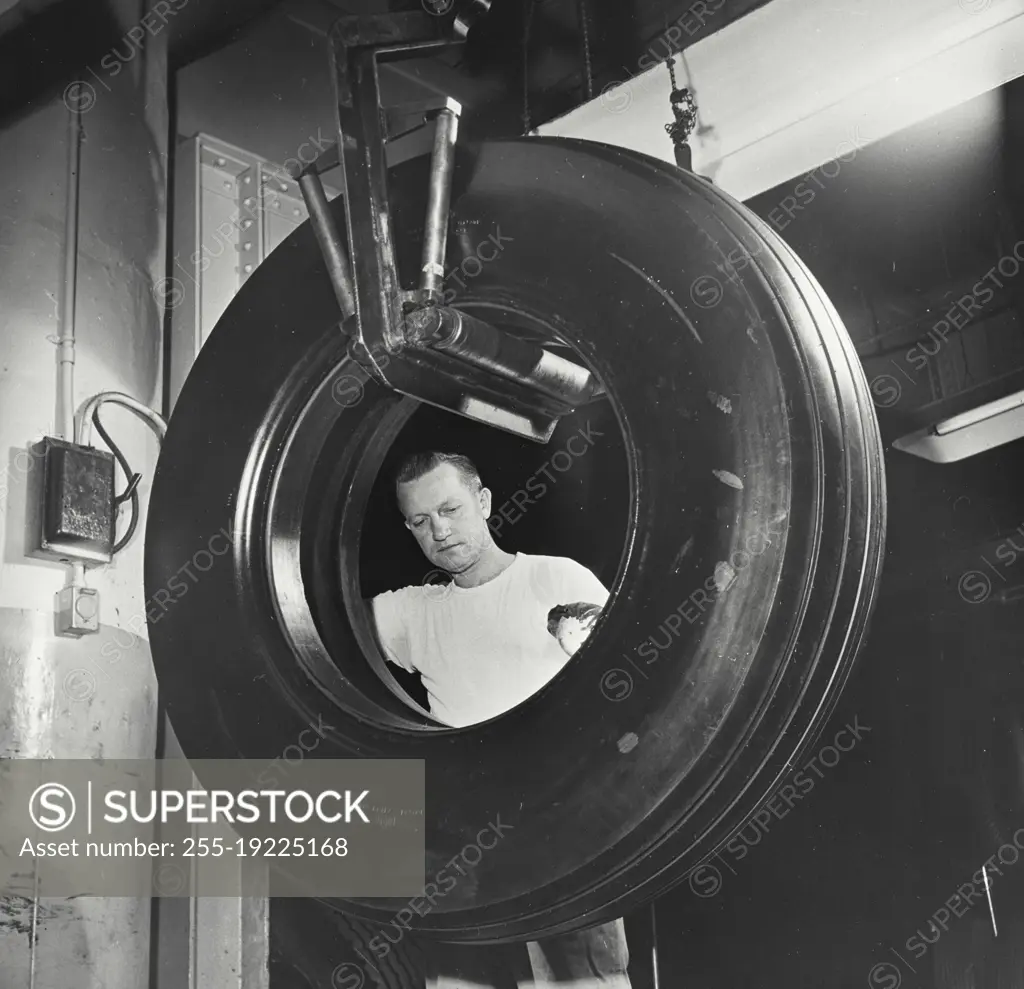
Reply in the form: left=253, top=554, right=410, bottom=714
left=295, top=7, right=601, bottom=442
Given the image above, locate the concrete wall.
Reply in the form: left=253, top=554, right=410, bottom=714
left=0, top=0, right=167, bottom=985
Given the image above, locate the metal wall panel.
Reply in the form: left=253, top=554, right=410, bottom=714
left=168, top=134, right=340, bottom=407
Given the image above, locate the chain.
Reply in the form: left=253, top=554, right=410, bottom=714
left=578, top=0, right=594, bottom=101
left=665, top=54, right=679, bottom=90
left=522, top=0, right=540, bottom=133
left=664, top=55, right=698, bottom=154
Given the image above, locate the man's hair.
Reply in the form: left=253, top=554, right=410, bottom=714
left=394, top=451, right=483, bottom=493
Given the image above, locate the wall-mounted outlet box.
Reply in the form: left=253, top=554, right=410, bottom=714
left=56, top=585, right=100, bottom=636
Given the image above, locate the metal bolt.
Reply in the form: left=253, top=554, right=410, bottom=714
left=223, top=180, right=231, bottom=190
left=244, top=197, right=255, bottom=207
left=243, top=242, right=252, bottom=251
left=243, top=264, right=253, bottom=273
left=242, top=220, right=253, bottom=229
left=278, top=182, right=287, bottom=192
left=215, top=157, right=226, bottom=166
left=243, top=175, right=252, bottom=183
left=293, top=208, right=301, bottom=217
left=271, top=199, right=280, bottom=209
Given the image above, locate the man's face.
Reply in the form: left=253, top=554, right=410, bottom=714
left=397, top=464, right=493, bottom=574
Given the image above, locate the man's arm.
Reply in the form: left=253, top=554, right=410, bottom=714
left=370, top=590, right=416, bottom=673
left=544, top=558, right=610, bottom=657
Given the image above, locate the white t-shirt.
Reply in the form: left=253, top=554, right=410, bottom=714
left=371, top=553, right=609, bottom=727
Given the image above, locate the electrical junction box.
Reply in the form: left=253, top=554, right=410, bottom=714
left=55, top=585, right=100, bottom=637
left=31, top=437, right=116, bottom=565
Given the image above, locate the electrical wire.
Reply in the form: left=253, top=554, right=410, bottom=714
left=75, top=391, right=167, bottom=557
left=92, top=406, right=141, bottom=555
left=77, top=391, right=167, bottom=447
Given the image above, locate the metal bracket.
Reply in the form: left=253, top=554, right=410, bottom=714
left=297, top=7, right=600, bottom=442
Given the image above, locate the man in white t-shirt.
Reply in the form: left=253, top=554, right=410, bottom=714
left=372, top=450, right=610, bottom=727
left=370, top=450, right=631, bottom=989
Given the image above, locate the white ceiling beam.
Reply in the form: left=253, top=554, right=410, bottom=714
left=538, top=0, right=1024, bottom=202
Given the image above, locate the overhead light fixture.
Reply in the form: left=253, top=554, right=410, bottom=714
left=892, top=389, right=1024, bottom=463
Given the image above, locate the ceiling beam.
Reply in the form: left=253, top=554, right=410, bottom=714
left=282, top=0, right=503, bottom=107
left=539, top=0, right=1024, bottom=201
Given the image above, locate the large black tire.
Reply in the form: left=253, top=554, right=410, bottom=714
left=146, top=137, right=886, bottom=942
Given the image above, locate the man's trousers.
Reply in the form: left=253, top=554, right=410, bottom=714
left=423, top=917, right=631, bottom=989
